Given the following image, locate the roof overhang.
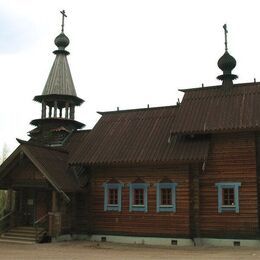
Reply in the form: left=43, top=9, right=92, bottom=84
left=0, top=143, right=71, bottom=202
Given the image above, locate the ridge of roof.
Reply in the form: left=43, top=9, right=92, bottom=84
left=171, top=81, right=260, bottom=134
left=98, top=105, right=178, bottom=115
left=179, top=81, right=260, bottom=92
left=17, top=139, right=68, bottom=154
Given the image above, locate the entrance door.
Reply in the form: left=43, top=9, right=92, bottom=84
left=22, top=190, right=35, bottom=226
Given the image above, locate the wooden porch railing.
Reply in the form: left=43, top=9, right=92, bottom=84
left=34, top=213, right=48, bottom=242
left=0, top=211, right=14, bottom=233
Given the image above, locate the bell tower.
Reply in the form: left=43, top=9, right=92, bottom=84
left=29, top=11, right=85, bottom=145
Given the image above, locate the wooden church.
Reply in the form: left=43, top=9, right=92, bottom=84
left=0, top=16, right=260, bottom=246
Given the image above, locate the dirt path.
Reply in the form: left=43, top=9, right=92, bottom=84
left=0, top=241, right=260, bottom=260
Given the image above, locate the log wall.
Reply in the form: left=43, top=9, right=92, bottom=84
left=199, top=132, right=259, bottom=238
left=79, top=165, right=191, bottom=237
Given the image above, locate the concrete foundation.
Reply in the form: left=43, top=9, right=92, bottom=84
left=55, top=234, right=260, bottom=247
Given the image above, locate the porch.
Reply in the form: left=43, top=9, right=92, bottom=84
left=0, top=188, right=72, bottom=243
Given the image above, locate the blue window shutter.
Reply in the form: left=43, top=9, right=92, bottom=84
left=172, top=184, right=177, bottom=212
left=103, top=183, right=108, bottom=211
left=118, top=185, right=122, bottom=212
left=217, top=184, right=222, bottom=213
left=129, top=184, right=133, bottom=212
left=144, top=184, right=148, bottom=212
left=234, top=185, right=240, bottom=213
left=156, top=183, right=160, bottom=212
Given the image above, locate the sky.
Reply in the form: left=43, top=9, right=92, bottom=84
left=1, top=0, right=260, bottom=155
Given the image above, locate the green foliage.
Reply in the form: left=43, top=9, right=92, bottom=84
left=0, top=144, right=9, bottom=216
left=0, top=191, right=6, bottom=217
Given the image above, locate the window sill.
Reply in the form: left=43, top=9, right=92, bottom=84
left=220, top=206, right=238, bottom=213
left=158, top=205, right=175, bottom=212
left=131, top=205, right=146, bottom=212
left=106, top=205, right=121, bottom=211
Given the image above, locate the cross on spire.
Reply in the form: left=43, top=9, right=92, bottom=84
left=60, top=10, right=67, bottom=33
left=223, top=24, right=228, bottom=51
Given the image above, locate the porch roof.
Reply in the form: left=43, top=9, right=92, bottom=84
left=0, top=142, right=80, bottom=200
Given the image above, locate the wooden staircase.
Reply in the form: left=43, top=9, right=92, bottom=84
left=0, top=226, right=47, bottom=244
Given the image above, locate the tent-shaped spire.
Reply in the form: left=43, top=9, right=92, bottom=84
left=30, top=11, right=85, bottom=146
left=34, top=11, right=83, bottom=104
left=42, top=49, right=77, bottom=97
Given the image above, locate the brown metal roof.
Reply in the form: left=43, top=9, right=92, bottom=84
left=69, top=106, right=210, bottom=166
left=65, top=130, right=91, bottom=156
left=171, top=82, right=260, bottom=134
left=21, top=143, right=79, bottom=192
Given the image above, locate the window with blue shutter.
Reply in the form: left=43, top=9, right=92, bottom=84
left=129, top=183, right=148, bottom=212
left=156, top=182, right=177, bottom=212
left=103, top=183, right=123, bottom=211
left=215, top=182, right=241, bottom=213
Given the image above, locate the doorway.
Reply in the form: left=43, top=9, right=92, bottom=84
left=22, top=190, right=35, bottom=226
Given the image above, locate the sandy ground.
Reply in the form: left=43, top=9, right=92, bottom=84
left=0, top=241, right=260, bottom=260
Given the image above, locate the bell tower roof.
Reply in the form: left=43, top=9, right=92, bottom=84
left=34, top=10, right=83, bottom=105
left=30, top=11, right=85, bottom=146
left=41, top=50, right=77, bottom=97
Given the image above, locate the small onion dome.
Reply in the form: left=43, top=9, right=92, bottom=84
left=217, top=51, right=238, bottom=81
left=54, top=32, right=70, bottom=50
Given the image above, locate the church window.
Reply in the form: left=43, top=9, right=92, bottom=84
left=103, top=182, right=123, bottom=211
left=215, top=182, right=241, bottom=213
left=156, top=182, right=177, bottom=212
left=129, top=183, right=148, bottom=212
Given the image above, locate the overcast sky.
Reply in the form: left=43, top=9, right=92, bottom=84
left=1, top=0, right=260, bottom=154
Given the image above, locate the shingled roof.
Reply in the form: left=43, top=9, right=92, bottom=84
left=42, top=54, right=77, bottom=97
left=171, top=82, right=260, bottom=134
left=69, top=106, right=210, bottom=166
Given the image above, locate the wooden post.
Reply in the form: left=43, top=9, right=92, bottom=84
left=52, top=191, right=57, bottom=212
left=65, top=103, right=69, bottom=119
left=48, top=106, right=52, bottom=118
left=6, top=189, right=13, bottom=212
left=50, top=191, right=62, bottom=237
left=54, top=101, right=58, bottom=118
left=41, top=101, right=46, bottom=118
left=70, top=106, right=75, bottom=119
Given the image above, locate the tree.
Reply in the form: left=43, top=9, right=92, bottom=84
left=0, top=143, right=8, bottom=164
left=0, top=143, right=9, bottom=215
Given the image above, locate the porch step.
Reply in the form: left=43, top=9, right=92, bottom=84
left=0, top=238, right=35, bottom=244
left=0, top=226, right=46, bottom=244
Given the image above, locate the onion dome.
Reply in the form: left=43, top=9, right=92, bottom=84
left=217, top=24, right=238, bottom=84
left=55, top=32, right=70, bottom=50
left=217, top=51, right=238, bottom=81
